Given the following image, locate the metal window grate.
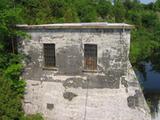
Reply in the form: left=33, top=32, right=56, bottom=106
left=84, top=44, right=97, bottom=70
left=44, top=44, right=55, bottom=67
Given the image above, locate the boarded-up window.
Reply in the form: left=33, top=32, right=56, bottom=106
left=84, top=44, right=97, bottom=70
left=44, top=44, right=55, bottom=67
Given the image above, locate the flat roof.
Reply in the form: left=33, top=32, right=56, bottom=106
left=16, top=22, right=134, bottom=30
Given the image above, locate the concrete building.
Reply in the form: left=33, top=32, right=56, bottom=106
left=17, top=23, right=151, bottom=120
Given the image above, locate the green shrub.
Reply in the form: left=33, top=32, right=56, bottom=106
left=0, top=77, right=44, bottom=120
left=0, top=77, right=23, bottom=120
left=22, top=114, right=44, bottom=120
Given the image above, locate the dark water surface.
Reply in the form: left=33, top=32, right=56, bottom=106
left=136, top=62, right=160, bottom=120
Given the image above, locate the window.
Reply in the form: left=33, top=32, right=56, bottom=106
left=84, top=44, right=97, bottom=70
left=43, top=44, right=55, bottom=67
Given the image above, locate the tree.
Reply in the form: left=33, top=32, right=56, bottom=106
left=141, top=11, right=158, bottom=29
left=97, top=0, right=112, bottom=19
left=114, top=0, right=126, bottom=22
left=19, top=0, right=52, bottom=24
left=64, top=7, right=80, bottom=23
left=154, top=0, right=160, bottom=11
left=127, top=10, right=142, bottom=26
left=123, top=0, right=142, bottom=10
left=49, top=0, right=66, bottom=18
left=0, top=0, right=43, bottom=119
left=0, top=77, right=23, bottom=120
left=77, top=4, right=97, bottom=22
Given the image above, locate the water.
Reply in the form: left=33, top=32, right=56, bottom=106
left=136, top=62, right=160, bottom=120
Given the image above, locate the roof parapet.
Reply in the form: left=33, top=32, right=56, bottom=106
left=16, top=22, right=134, bottom=30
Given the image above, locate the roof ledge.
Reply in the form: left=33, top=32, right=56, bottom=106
left=16, top=22, right=134, bottom=30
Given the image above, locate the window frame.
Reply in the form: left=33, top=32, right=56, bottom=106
left=43, top=43, right=56, bottom=69
left=83, top=44, right=98, bottom=72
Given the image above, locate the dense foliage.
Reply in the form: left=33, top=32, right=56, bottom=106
left=0, top=0, right=160, bottom=119
left=0, top=0, right=43, bottom=119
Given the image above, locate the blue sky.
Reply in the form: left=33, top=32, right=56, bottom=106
left=140, top=0, right=154, bottom=4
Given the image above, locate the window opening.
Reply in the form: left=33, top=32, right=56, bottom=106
left=44, top=44, right=56, bottom=67
left=84, top=44, right=97, bottom=70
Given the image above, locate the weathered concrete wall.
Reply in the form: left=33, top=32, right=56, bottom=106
left=19, top=28, right=151, bottom=120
